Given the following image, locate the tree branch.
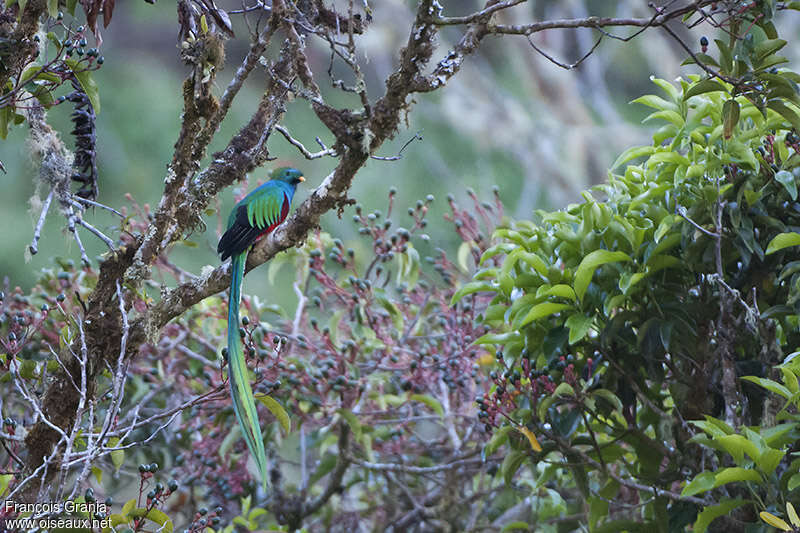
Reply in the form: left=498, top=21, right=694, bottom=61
left=485, top=1, right=716, bottom=35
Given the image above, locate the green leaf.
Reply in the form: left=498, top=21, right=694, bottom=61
left=16, top=359, right=37, bottom=379
left=756, top=448, right=785, bottom=474
left=715, top=39, right=733, bottom=72
left=768, top=100, right=800, bottom=132
left=537, top=395, right=556, bottom=422
left=754, top=38, right=787, bottom=62
left=760, top=511, right=792, bottom=531
left=589, top=495, right=610, bottom=530
left=631, top=94, right=677, bottom=112
left=519, top=302, right=572, bottom=326
left=484, top=426, right=513, bottom=458
left=108, top=436, right=124, bottom=471
left=743, top=189, right=762, bottom=205
left=741, top=376, right=792, bottom=398
left=684, top=78, right=729, bottom=99
left=474, top=331, right=521, bottom=346
left=682, top=471, right=716, bottom=497
left=573, top=250, right=631, bottom=301
left=121, top=498, right=136, bottom=517
left=643, top=109, right=684, bottom=127
left=648, top=150, right=690, bottom=166
left=409, top=394, right=444, bottom=417
left=788, top=473, right=800, bottom=491
left=0, top=474, right=11, bottom=498
left=376, top=296, right=403, bottom=331
left=396, top=246, right=420, bottom=288
left=0, top=107, right=10, bottom=140
left=565, top=313, right=592, bottom=344
left=502, top=249, right=548, bottom=277
left=714, top=467, right=762, bottom=488
left=46, top=31, right=61, bottom=48
left=65, top=59, right=100, bottom=113
left=722, top=99, right=740, bottom=139
left=29, top=84, right=54, bottom=107
left=501, top=522, right=531, bottom=532
left=537, top=284, right=576, bottom=301
left=501, top=449, right=527, bottom=486
left=726, top=139, right=759, bottom=170
left=779, top=261, right=800, bottom=283
left=308, top=453, right=338, bottom=486
left=483, top=426, right=513, bottom=458
left=650, top=76, right=680, bottom=101
left=451, top=281, right=494, bottom=304
left=781, top=368, right=799, bottom=394
left=19, top=63, right=43, bottom=85
left=337, top=408, right=361, bottom=441
left=128, top=508, right=174, bottom=533
left=694, top=415, right=735, bottom=436
left=776, top=170, right=798, bottom=200
left=760, top=54, right=790, bottom=71
left=682, top=52, right=720, bottom=68
left=766, top=232, right=800, bottom=255
left=654, top=215, right=676, bottom=243
left=619, top=271, right=645, bottom=295
left=327, top=308, right=345, bottom=348
left=46, top=0, right=57, bottom=17
left=92, top=466, right=103, bottom=484
left=693, top=499, right=748, bottom=533
left=457, top=241, right=472, bottom=273
left=592, top=388, right=623, bottom=411
left=611, top=146, right=654, bottom=170
left=553, top=382, right=574, bottom=397
left=257, top=395, right=290, bottom=434
left=716, top=434, right=760, bottom=466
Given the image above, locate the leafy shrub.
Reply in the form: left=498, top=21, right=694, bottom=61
left=458, top=62, right=800, bottom=530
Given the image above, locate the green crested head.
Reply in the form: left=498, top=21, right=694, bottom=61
left=270, top=167, right=305, bottom=186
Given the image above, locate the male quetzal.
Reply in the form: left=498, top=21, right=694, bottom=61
left=217, top=167, right=304, bottom=488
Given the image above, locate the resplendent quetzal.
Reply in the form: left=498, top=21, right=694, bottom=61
left=217, top=167, right=304, bottom=488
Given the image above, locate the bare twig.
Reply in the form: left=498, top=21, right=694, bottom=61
left=429, top=0, right=526, bottom=25
left=275, top=125, right=338, bottom=159
left=486, top=1, right=716, bottom=35
left=76, top=217, right=116, bottom=250
left=66, top=208, right=91, bottom=266
left=29, top=189, right=54, bottom=256
left=526, top=33, right=603, bottom=70
left=676, top=205, right=720, bottom=238
left=229, top=0, right=271, bottom=14
left=347, top=454, right=483, bottom=474
left=71, top=196, right=124, bottom=217
left=370, top=131, right=424, bottom=161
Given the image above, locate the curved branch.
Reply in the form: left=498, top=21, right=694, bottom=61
left=485, top=1, right=716, bottom=35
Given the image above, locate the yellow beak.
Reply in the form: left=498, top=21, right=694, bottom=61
left=298, top=176, right=305, bottom=182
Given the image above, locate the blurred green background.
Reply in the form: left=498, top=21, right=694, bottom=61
left=4, top=0, right=795, bottom=301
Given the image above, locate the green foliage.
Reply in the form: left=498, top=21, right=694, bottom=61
left=463, top=66, right=800, bottom=529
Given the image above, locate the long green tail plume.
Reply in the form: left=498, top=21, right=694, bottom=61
left=227, top=252, right=268, bottom=489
